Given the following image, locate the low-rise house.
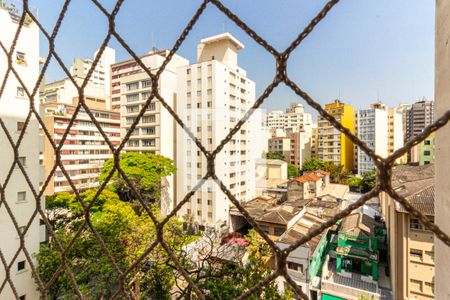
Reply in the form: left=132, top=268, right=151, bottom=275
left=275, top=212, right=330, bottom=298
left=320, top=212, right=384, bottom=300
left=288, top=173, right=323, bottom=200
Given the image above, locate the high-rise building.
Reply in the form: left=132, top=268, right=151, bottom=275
left=41, top=101, right=120, bottom=195
left=0, top=5, right=42, bottom=299
left=112, top=50, right=189, bottom=214
left=387, top=107, right=405, bottom=162
left=357, top=102, right=388, bottom=175
left=265, top=102, right=313, bottom=132
left=406, top=100, right=435, bottom=142
left=317, top=100, right=355, bottom=171
left=69, top=47, right=115, bottom=106
left=176, top=33, right=257, bottom=228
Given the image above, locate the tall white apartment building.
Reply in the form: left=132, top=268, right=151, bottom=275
left=112, top=50, right=189, bottom=214
left=357, top=103, right=388, bottom=175
left=0, top=5, right=42, bottom=299
left=265, top=102, right=313, bottom=132
left=176, top=33, right=257, bottom=229
left=69, top=47, right=115, bottom=105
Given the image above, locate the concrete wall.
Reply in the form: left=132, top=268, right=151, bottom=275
left=435, top=1, right=450, bottom=299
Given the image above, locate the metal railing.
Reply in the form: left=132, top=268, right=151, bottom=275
left=0, top=0, right=449, bottom=299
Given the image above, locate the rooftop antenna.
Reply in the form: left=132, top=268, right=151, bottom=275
left=151, top=32, right=156, bottom=52
left=338, top=88, right=341, bottom=100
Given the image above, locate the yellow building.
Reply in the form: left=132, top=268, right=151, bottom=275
left=318, top=100, right=355, bottom=171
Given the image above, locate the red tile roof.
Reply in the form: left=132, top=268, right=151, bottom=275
left=293, top=173, right=321, bottom=183
left=315, top=169, right=330, bottom=175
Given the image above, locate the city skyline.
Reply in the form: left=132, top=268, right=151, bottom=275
left=33, top=0, right=434, bottom=115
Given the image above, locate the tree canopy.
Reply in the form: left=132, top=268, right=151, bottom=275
left=263, top=151, right=285, bottom=161
left=288, top=164, right=299, bottom=178
left=99, top=152, right=176, bottom=203
left=301, top=157, right=350, bottom=183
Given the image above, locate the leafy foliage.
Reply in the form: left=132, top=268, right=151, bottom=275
left=360, top=170, right=377, bottom=192
left=263, top=151, right=286, bottom=161
left=287, top=164, right=299, bottom=178
left=301, top=157, right=350, bottom=183
left=38, top=189, right=185, bottom=299
left=100, top=152, right=176, bottom=206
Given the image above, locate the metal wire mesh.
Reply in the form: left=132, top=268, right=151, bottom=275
left=0, top=0, right=449, bottom=299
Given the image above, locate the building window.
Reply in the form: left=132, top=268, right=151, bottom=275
left=17, top=87, right=25, bottom=97
left=16, top=51, right=26, bottom=65
left=424, top=282, right=434, bottom=294
left=425, top=250, right=434, bottom=262
left=424, top=150, right=431, bottom=156
left=287, top=262, right=303, bottom=272
left=17, top=260, right=26, bottom=272
left=186, top=69, right=191, bottom=75
left=410, top=218, right=423, bottom=230
left=424, top=140, right=431, bottom=145
left=274, top=227, right=285, bottom=236
left=197, top=198, right=201, bottom=204
left=410, top=248, right=423, bottom=261
left=208, top=212, right=212, bottom=218
left=17, top=122, right=25, bottom=132
left=126, top=82, right=139, bottom=91
left=126, top=93, right=140, bottom=103
left=141, top=79, right=151, bottom=88
left=207, top=200, right=212, bottom=206
left=19, top=295, right=26, bottom=300
left=18, top=156, right=26, bottom=167
left=410, top=279, right=422, bottom=292
left=197, top=210, right=201, bottom=216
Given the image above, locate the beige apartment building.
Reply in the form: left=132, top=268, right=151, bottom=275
left=111, top=50, right=189, bottom=214
left=41, top=100, right=120, bottom=195
left=380, top=164, right=435, bottom=300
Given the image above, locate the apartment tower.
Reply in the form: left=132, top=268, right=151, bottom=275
left=357, top=102, right=388, bottom=175
left=317, top=100, right=355, bottom=171
left=112, top=50, right=189, bottom=214
left=176, top=33, right=257, bottom=229
left=0, top=5, right=42, bottom=299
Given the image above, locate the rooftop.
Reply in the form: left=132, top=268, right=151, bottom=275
left=340, top=212, right=380, bottom=239
left=292, top=173, right=321, bottom=183
left=391, top=164, right=434, bottom=216
left=200, top=32, right=244, bottom=50
left=278, top=212, right=326, bottom=255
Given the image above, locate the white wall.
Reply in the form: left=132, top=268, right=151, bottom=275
left=0, top=8, right=41, bottom=299
left=435, top=1, right=450, bottom=298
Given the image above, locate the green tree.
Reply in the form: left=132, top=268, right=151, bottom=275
left=37, top=189, right=187, bottom=299
left=360, top=170, right=377, bottom=192
left=301, top=156, right=331, bottom=172
left=347, top=174, right=362, bottom=188
left=100, top=152, right=176, bottom=206
left=183, top=229, right=292, bottom=300
left=287, top=164, right=299, bottom=178
left=301, top=157, right=349, bottom=183
left=263, top=151, right=285, bottom=161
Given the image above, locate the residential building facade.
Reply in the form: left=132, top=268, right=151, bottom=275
left=0, top=5, right=42, bottom=299
left=176, top=33, right=257, bottom=228
left=265, top=103, right=313, bottom=132
left=69, top=47, right=115, bottom=105
left=380, top=164, right=435, bottom=300
left=410, top=133, right=435, bottom=165
left=41, top=102, right=120, bottom=195
left=112, top=50, right=189, bottom=214
left=357, top=102, right=388, bottom=175
left=318, top=100, right=355, bottom=171
left=387, top=107, right=406, bottom=163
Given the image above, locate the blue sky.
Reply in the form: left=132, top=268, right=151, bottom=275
left=33, top=0, right=434, bottom=116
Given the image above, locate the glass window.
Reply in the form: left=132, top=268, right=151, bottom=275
left=410, top=279, right=422, bottom=292
left=17, top=192, right=26, bottom=202
left=410, top=248, right=423, bottom=260
left=17, top=261, right=26, bottom=271
left=126, top=82, right=139, bottom=91
left=17, top=87, right=25, bottom=97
